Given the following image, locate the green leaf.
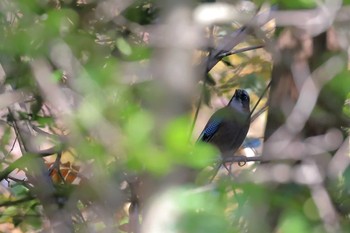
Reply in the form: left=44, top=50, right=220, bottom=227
left=164, top=188, right=234, bottom=233
left=122, top=0, right=158, bottom=25
left=124, top=111, right=173, bottom=174
left=278, top=0, right=317, bottom=9
left=125, top=45, right=152, bottom=61
left=0, top=206, right=17, bottom=223
left=254, top=0, right=317, bottom=9
left=163, top=117, right=190, bottom=155
left=125, top=111, right=154, bottom=144
left=50, top=70, right=64, bottom=83
left=279, top=210, right=311, bottom=233
left=0, top=126, right=12, bottom=149
left=303, top=198, right=320, bottom=221
left=190, top=143, right=217, bottom=168
left=343, top=92, right=350, bottom=118
left=116, top=38, right=132, bottom=56
left=163, top=117, right=216, bottom=168
left=10, top=184, right=30, bottom=198
left=323, top=70, right=350, bottom=104
left=36, top=116, right=54, bottom=127
left=44, top=9, right=79, bottom=37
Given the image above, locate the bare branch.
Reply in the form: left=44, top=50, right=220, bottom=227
left=217, top=44, right=264, bottom=59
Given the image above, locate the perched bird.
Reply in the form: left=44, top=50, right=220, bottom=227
left=198, top=89, right=251, bottom=159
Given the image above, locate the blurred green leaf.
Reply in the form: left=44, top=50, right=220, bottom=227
left=44, top=9, right=79, bottom=37
left=323, top=70, right=350, bottom=105
left=122, top=0, right=158, bottom=25
left=279, top=210, right=311, bottom=233
left=116, top=38, right=132, bottom=56
left=17, top=0, right=42, bottom=14
left=10, top=184, right=30, bottom=198
left=86, top=57, right=120, bottom=87
left=163, top=117, right=216, bottom=168
left=123, top=110, right=173, bottom=174
left=253, top=0, right=317, bottom=9
left=241, top=73, right=267, bottom=96
left=0, top=0, right=349, bottom=232
left=0, top=206, right=17, bottom=223
left=343, top=92, right=350, bottom=118
left=163, top=117, right=191, bottom=155
left=50, top=70, right=64, bottom=83
left=36, top=116, right=54, bottom=127
left=157, top=188, right=234, bottom=233
left=303, top=198, right=320, bottom=221
left=0, top=125, right=12, bottom=150
left=190, top=143, right=217, bottom=168
left=174, top=188, right=234, bottom=233
left=125, top=111, right=154, bottom=144
left=318, top=69, right=350, bottom=125
left=278, top=0, right=317, bottom=9
left=127, top=45, right=152, bottom=61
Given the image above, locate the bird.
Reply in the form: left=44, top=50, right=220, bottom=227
left=198, top=89, right=251, bottom=160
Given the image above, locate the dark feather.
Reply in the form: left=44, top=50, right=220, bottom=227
left=198, top=118, right=222, bottom=142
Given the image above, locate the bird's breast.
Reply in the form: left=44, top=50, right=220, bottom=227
left=209, top=110, right=250, bottom=157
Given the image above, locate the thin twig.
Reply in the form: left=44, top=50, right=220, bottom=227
left=251, top=104, right=268, bottom=122
left=209, top=155, right=265, bottom=183
left=7, top=176, right=33, bottom=190
left=205, top=26, right=250, bottom=72
left=217, top=45, right=264, bottom=59
left=249, top=80, right=271, bottom=118
left=190, top=87, right=205, bottom=141
left=5, top=135, right=17, bottom=157
left=223, top=155, right=263, bottom=164
left=49, top=152, right=66, bottom=183
left=208, top=162, right=222, bottom=183
left=189, top=26, right=215, bottom=140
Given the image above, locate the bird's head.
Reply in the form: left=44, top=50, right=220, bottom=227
left=228, top=89, right=250, bottom=112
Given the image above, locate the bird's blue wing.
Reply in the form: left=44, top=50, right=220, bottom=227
left=242, top=137, right=261, bottom=149
left=197, top=118, right=222, bottom=142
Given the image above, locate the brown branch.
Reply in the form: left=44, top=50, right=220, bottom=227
left=222, top=155, right=265, bottom=167
left=204, top=26, right=250, bottom=72
left=31, top=124, right=69, bottom=144
left=217, top=44, right=264, bottom=59
left=203, top=9, right=272, bottom=73
left=7, top=93, right=73, bottom=232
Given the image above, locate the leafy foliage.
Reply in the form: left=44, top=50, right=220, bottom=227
left=0, top=0, right=349, bottom=233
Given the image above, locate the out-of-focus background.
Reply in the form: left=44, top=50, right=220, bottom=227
left=0, top=0, right=349, bottom=232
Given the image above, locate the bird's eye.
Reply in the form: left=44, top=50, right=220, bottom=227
left=241, top=94, right=248, bottom=101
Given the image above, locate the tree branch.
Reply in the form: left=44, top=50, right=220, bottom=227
left=217, top=45, right=264, bottom=59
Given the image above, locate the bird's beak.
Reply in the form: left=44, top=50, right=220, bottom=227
left=234, top=89, right=239, bottom=98
left=234, top=89, right=242, bottom=101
